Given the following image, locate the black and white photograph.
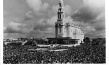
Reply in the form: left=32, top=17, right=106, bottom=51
left=3, top=0, right=106, bottom=64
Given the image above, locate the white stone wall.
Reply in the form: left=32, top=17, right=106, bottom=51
left=55, top=22, right=84, bottom=43
left=65, top=26, right=84, bottom=42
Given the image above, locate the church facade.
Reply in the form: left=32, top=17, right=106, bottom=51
left=48, top=0, right=84, bottom=44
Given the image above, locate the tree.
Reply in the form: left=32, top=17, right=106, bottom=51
left=83, top=37, right=90, bottom=43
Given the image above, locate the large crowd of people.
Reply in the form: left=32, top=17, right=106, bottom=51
left=3, top=38, right=105, bottom=64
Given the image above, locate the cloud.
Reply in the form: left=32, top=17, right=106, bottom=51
left=64, top=5, right=72, bottom=15
left=13, top=18, right=20, bottom=22
left=72, top=0, right=105, bottom=38
left=26, top=0, right=49, bottom=15
left=52, top=4, right=72, bottom=15
left=34, top=19, right=52, bottom=31
left=83, top=0, right=105, bottom=10
left=3, top=21, right=52, bottom=39
left=4, top=22, right=32, bottom=33
left=81, top=24, right=96, bottom=34
left=4, top=15, right=56, bottom=39
left=10, top=11, right=34, bottom=22
left=26, top=0, right=72, bottom=19
left=34, top=15, right=57, bottom=30
left=33, top=15, right=57, bottom=37
left=4, top=33, right=26, bottom=39
left=85, top=30, right=105, bottom=38
left=72, top=0, right=105, bottom=22
left=3, top=10, right=8, bottom=18
left=24, top=11, right=34, bottom=21
left=47, top=16, right=57, bottom=26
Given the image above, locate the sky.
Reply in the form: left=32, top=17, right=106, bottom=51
left=3, top=0, right=105, bottom=39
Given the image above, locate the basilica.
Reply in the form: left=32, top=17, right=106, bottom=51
left=47, top=0, right=84, bottom=44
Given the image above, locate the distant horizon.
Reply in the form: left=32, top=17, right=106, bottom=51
left=3, top=36, right=106, bottom=39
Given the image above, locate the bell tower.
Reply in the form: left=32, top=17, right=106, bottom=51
left=48, top=0, right=84, bottom=44
left=55, top=0, right=66, bottom=38
left=58, top=0, right=65, bottom=22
